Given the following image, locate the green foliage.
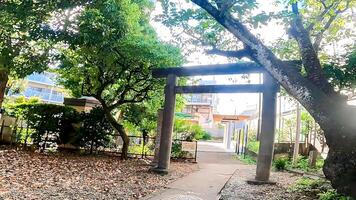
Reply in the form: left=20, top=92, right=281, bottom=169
left=0, top=1, right=88, bottom=85
left=3, top=96, right=40, bottom=116
left=289, top=178, right=328, bottom=193
left=77, top=107, right=114, bottom=153
left=323, top=47, right=356, bottom=92
left=289, top=178, right=353, bottom=200
left=318, top=189, right=353, bottom=200
left=171, top=140, right=185, bottom=158
left=274, top=157, right=288, bottom=171
left=286, top=156, right=325, bottom=172
left=236, top=154, right=256, bottom=165
left=247, top=140, right=259, bottom=154
left=57, top=0, right=183, bottom=159
left=174, top=119, right=211, bottom=141
left=14, top=103, right=80, bottom=148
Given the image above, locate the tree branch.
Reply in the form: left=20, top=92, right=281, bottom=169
left=313, top=2, right=350, bottom=52
left=206, top=47, right=252, bottom=59
left=289, top=3, right=334, bottom=94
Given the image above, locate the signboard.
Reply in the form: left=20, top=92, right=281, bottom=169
left=181, top=141, right=196, bottom=152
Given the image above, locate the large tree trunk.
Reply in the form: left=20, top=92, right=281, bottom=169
left=191, top=1, right=356, bottom=197
left=0, top=70, right=9, bottom=109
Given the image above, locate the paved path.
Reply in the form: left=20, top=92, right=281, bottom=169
left=146, top=142, right=240, bottom=200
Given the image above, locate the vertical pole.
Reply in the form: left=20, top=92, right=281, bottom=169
left=255, top=73, right=278, bottom=182
left=293, top=102, right=301, bottom=164
left=0, top=120, right=4, bottom=141
left=256, top=73, right=263, bottom=140
left=155, top=74, right=177, bottom=173
left=152, top=109, right=163, bottom=166
left=237, top=129, right=241, bottom=154
left=194, top=140, right=198, bottom=163
left=244, top=125, right=249, bottom=158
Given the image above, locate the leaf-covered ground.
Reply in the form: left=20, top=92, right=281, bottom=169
left=0, top=148, right=197, bottom=200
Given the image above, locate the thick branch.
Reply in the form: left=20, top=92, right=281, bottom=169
left=190, top=0, right=340, bottom=129
left=289, top=3, right=334, bottom=94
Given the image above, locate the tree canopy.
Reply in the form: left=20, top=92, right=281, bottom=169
left=57, top=0, right=183, bottom=159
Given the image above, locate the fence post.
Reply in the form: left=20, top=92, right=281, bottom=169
left=194, top=140, right=198, bottom=163
left=0, top=119, right=4, bottom=142
left=244, top=125, right=249, bottom=158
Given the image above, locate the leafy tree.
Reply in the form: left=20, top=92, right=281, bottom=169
left=323, top=46, right=356, bottom=93
left=159, top=0, right=356, bottom=196
left=0, top=1, right=88, bottom=108
left=58, top=0, right=183, bottom=159
left=77, top=107, right=114, bottom=154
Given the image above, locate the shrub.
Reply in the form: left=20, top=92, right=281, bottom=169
left=174, top=119, right=210, bottom=141
left=247, top=141, right=259, bottom=154
left=318, top=190, right=352, bottom=200
left=14, top=103, right=79, bottom=149
left=274, top=158, right=288, bottom=171
left=201, top=131, right=212, bottom=140
left=76, top=107, right=114, bottom=154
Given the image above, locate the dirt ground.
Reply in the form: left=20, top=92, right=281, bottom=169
left=219, top=163, right=308, bottom=200
left=0, top=148, right=197, bottom=200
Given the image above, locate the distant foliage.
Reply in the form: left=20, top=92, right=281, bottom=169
left=174, top=119, right=211, bottom=141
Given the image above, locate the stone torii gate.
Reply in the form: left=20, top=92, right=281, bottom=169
left=152, top=62, right=279, bottom=183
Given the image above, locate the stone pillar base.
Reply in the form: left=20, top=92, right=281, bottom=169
left=150, top=167, right=169, bottom=175
left=246, top=179, right=277, bottom=185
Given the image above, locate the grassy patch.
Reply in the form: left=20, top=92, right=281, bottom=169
left=289, top=177, right=353, bottom=200
left=235, top=154, right=256, bottom=165
left=286, top=156, right=324, bottom=173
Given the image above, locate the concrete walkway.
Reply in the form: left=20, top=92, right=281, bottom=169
left=146, top=141, right=240, bottom=200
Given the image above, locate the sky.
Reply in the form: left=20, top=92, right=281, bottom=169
left=149, top=1, right=288, bottom=114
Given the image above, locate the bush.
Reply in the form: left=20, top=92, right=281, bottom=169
left=174, top=119, right=210, bottom=141
left=171, top=140, right=185, bottom=158
left=14, top=103, right=80, bottom=149
left=76, top=107, right=114, bottom=154
left=274, top=158, right=288, bottom=171
left=247, top=141, right=259, bottom=154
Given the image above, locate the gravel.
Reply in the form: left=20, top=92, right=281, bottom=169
left=219, top=163, right=303, bottom=200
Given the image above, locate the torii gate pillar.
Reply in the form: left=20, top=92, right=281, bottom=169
left=154, top=74, right=177, bottom=173
left=254, top=73, right=279, bottom=183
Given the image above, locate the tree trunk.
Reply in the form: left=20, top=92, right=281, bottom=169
left=0, top=70, right=8, bottom=109
left=100, top=102, right=130, bottom=160
left=90, top=140, right=94, bottom=154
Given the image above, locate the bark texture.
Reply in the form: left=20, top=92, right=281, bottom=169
left=191, top=0, right=356, bottom=197
left=0, top=70, right=9, bottom=109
